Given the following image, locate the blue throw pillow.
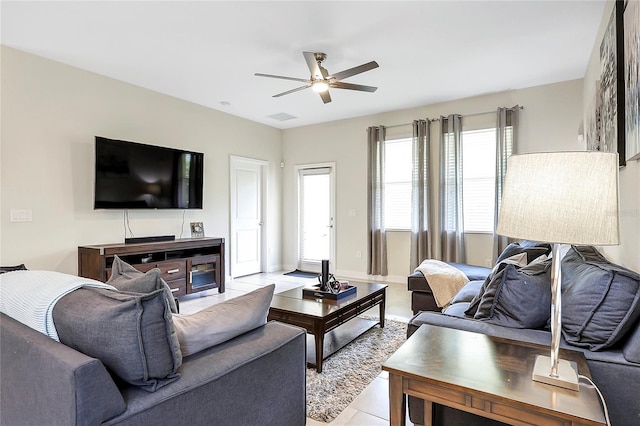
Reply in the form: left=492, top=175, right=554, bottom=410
left=496, top=241, right=551, bottom=264
left=465, top=241, right=552, bottom=317
left=561, top=246, right=640, bottom=351
left=473, top=260, right=552, bottom=329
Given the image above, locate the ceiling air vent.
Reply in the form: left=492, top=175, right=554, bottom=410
left=268, top=112, right=297, bottom=122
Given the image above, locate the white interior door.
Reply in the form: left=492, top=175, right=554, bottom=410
left=297, top=164, right=335, bottom=272
left=230, top=157, right=266, bottom=277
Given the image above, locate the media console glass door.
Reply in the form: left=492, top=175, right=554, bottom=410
left=188, top=255, right=220, bottom=292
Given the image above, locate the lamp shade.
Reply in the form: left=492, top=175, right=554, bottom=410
left=497, top=151, right=619, bottom=245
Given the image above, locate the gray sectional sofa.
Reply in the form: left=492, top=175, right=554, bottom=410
left=0, top=268, right=307, bottom=426
left=1, top=313, right=306, bottom=426
left=407, top=244, right=640, bottom=426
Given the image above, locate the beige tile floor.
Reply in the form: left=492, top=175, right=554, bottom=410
left=179, top=271, right=416, bottom=426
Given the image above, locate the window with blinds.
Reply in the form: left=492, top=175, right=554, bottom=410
left=384, top=138, right=412, bottom=230
left=462, top=129, right=497, bottom=233
left=383, top=126, right=512, bottom=233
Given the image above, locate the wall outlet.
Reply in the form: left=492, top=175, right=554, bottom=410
left=348, top=209, right=357, bottom=217
left=10, top=209, right=33, bottom=222
left=485, top=259, right=493, bottom=267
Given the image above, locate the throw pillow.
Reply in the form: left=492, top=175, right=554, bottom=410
left=473, top=260, right=552, bottom=329
left=464, top=241, right=552, bottom=318
left=496, top=241, right=552, bottom=264
left=561, top=246, right=640, bottom=351
left=52, top=287, right=182, bottom=392
left=172, top=284, right=275, bottom=357
left=107, top=256, right=178, bottom=314
left=465, top=252, right=530, bottom=317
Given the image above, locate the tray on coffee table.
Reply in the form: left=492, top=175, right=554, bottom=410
left=302, top=284, right=356, bottom=300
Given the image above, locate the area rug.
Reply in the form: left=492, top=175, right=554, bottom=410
left=306, top=317, right=407, bottom=423
left=284, top=269, right=319, bottom=279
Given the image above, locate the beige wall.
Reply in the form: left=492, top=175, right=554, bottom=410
left=3, top=5, right=637, bottom=280
left=583, top=1, right=640, bottom=271
left=0, top=46, right=283, bottom=274
left=283, top=79, right=585, bottom=282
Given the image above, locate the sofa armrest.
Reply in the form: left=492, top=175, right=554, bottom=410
left=105, top=320, right=307, bottom=426
left=408, top=262, right=490, bottom=315
left=1, top=313, right=126, bottom=426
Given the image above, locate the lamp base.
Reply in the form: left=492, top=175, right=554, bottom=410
left=532, top=355, right=579, bottom=391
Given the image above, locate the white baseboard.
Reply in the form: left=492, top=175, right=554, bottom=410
left=272, top=264, right=406, bottom=285
left=334, top=269, right=406, bottom=285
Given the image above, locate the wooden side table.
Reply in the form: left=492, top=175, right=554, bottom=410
left=382, top=324, right=606, bottom=426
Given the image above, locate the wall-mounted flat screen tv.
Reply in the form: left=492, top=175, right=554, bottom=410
left=94, top=136, right=204, bottom=209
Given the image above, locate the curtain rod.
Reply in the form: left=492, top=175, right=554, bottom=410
left=380, top=105, right=524, bottom=130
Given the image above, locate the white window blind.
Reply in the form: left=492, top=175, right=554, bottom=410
left=384, top=138, right=412, bottom=230
left=461, top=128, right=514, bottom=233
left=382, top=126, right=512, bottom=233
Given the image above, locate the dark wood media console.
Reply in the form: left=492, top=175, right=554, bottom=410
left=78, top=237, right=225, bottom=296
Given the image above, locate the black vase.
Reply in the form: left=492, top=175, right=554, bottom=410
left=321, top=259, right=329, bottom=290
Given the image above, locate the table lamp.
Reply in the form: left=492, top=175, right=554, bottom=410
left=497, top=151, right=619, bottom=391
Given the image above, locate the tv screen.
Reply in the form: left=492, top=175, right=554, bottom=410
left=94, top=137, right=204, bottom=209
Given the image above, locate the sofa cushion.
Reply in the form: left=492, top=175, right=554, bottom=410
left=449, top=280, right=483, bottom=305
left=53, top=287, right=182, bottom=392
left=172, top=284, right=275, bottom=356
left=447, top=262, right=491, bottom=281
left=561, top=246, right=640, bottom=351
left=107, top=256, right=178, bottom=313
left=623, top=322, right=640, bottom=363
left=442, top=302, right=471, bottom=317
left=472, top=259, right=552, bottom=329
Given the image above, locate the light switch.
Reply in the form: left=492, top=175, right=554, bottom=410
left=10, top=209, right=32, bottom=222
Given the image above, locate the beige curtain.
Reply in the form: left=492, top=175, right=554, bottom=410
left=410, top=119, right=433, bottom=270
left=439, top=114, right=466, bottom=263
left=367, top=126, right=387, bottom=276
left=492, top=106, right=520, bottom=262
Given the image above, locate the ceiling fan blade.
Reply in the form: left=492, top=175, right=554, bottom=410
left=328, top=61, right=379, bottom=82
left=330, top=81, right=378, bottom=92
left=255, top=73, right=310, bottom=84
left=303, top=51, right=323, bottom=79
left=273, top=84, right=312, bottom=97
left=319, top=90, right=332, bottom=104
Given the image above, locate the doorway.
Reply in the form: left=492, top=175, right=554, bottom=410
left=296, top=163, right=336, bottom=273
left=230, top=156, right=268, bottom=277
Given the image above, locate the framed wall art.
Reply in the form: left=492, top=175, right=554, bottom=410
left=598, top=0, right=626, bottom=167
left=624, top=0, right=640, bottom=161
left=586, top=81, right=602, bottom=151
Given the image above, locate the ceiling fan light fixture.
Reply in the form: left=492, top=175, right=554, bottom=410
left=255, top=51, right=378, bottom=103
left=312, top=80, right=329, bottom=93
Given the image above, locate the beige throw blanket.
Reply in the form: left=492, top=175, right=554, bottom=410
left=415, top=259, right=469, bottom=308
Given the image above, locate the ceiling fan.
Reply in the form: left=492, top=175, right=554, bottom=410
left=255, top=51, right=379, bottom=104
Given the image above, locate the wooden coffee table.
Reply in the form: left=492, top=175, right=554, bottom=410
left=268, top=281, right=386, bottom=373
left=382, top=324, right=606, bottom=426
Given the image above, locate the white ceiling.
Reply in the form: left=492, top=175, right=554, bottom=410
left=1, top=1, right=606, bottom=129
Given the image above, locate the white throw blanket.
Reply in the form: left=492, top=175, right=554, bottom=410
left=0, top=270, right=115, bottom=341
left=415, top=260, right=469, bottom=308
